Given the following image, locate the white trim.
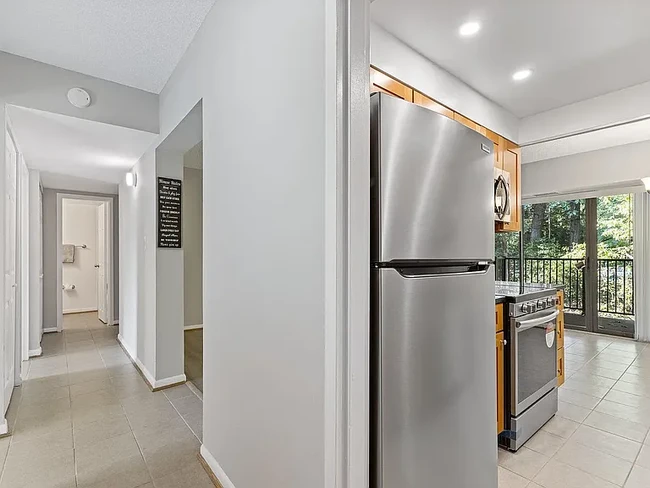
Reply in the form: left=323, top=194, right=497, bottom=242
left=183, top=324, right=203, bottom=331
left=117, top=333, right=136, bottom=362
left=153, top=374, right=186, bottom=389
left=200, top=445, right=236, bottom=488
left=135, top=356, right=157, bottom=387
left=63, top=307, right=98, bottom=314
left=43, top=327, right=58, bottom=333
left=28, top=347, right=42, bottom=357
left=111, top=320, right=119, bottom=326
left=0, top=419, right=7, bottom=436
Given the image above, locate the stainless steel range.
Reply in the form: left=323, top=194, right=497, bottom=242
left=496, top=282, right=559, bottom=451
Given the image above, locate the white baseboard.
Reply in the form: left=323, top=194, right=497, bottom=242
left=153, top=374, right=187, bottom=389
left=111, top=320, right=119, bottom=326
left=63, top=307, right=98, bottom=314
left=117, top=334, right=136, bottom=361
left=184, top=324, right=203, bottom=331
left=0, top=419, right=7, bottom=436
left=200, top=445, right=236, bottom=488
left=28, top=347, right=42, bottom=357
left=43, top=327, right=58, bottom=334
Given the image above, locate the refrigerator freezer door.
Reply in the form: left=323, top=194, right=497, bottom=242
left=371, top=266, right=497, bottom=488
left=371, top=93, right=494, bottom=263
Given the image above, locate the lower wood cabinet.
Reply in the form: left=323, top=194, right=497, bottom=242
left=557, top=347, right=565, bottom=387
left=496, top=330, right=505, bottom=434
left=557, top=290, right=565, bottom=387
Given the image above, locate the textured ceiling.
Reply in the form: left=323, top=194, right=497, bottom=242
left=8, top=106, right=157, bottom=184
left=0, top=0, right=216, bottom=93
left=371, top=0, right=650, bottom=117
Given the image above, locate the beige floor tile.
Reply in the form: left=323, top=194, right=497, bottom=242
left=9, top=427, right=74, bottom=461
left=72, top=403, right=126, bottom=428
left=580, top=365, right=625, bottom=381
left=636, top=444, right=650, bottom=470
left=1, top=448, right=76, bottom=488
left=73, top=412, right=132, bottom=448
left=563, top=378, right=613, bottom=398
left=498, top=446, right=549, bottom=479
left=607, top=341, right=647, bottom=354
left=541, top=416, right=580, bottom=439
left=571, top=424, right=641, bottom=462
left=554, top=439, right=633, bottom=485
left=558, top=400, right=592, bottom=423
left=596, top=400, right=650, bottom=427
left=559, top=387, right=602, bottom=410
left=17, top=395, right=71, bottom=421
left=584, top=411, right=649, bottom=443
left=0, top=436, right=11, bottom=467
left=163, top=384, right=194, bottom=401
left=20, top=384, right=70, bottom=406
left=170, top=394, right=202, bottom=417
left=12, top=412, right=72, bottom=443
left=534, top=459, right=618, bottom=488
left=625, top=465, right=650, bottom=488
left=590, top=358, right=631, bottom=372
left=183, top=410, right=203, bottom=441
left=151, top=459, right=214, bottom=488
left=614, top=380, right=650, bottom=398
left=605, top=389, right=650, bottom=409
left=525, top=430, right=566, bottom=457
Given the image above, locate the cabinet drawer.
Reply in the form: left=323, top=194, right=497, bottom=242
left=495, top=304, right=504, bottom=333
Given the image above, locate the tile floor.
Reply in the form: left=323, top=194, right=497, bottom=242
left=0, top=312, right=211, bottom=488
left=498, top=329, right=650, bottom=488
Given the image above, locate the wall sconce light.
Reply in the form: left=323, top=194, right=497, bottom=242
left=126, top=172, right=137, bottom=188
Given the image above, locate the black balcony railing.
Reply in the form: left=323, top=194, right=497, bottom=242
left=496, top=257, right=634, bottom=317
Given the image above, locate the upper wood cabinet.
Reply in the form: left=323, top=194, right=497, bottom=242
left=370, top=67, right=413, bottom=102
left=413, top=91, right=453, bottom=119
left=369, top=66, right=522, bottom=232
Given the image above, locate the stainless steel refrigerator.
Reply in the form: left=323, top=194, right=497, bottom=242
left=370, top=93, right=497, bottom=488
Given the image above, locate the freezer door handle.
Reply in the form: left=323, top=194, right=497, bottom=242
left=396, top=261, right=492, bottom=278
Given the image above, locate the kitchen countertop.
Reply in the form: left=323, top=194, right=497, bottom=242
left=495, top=295, right=506, bottom=304
left=495, top=281, right=560, bottom=303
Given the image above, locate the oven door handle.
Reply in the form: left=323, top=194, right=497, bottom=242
left=516, top=310, right=559, bottom=330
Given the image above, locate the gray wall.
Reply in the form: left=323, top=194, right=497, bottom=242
left=182, top=167, right=203, bottom=327
left=42, top=189, right=119, bottom=329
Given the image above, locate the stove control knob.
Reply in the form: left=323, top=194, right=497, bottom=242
left=547, top=297, right=554, bottom=307
left=537, top=300, right=546, bottom=309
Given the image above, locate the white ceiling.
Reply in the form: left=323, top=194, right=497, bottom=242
left=8, top=106, right=157, bottom=184
left=0, top=0, right=216, bottom=93
left=371, top=0, right=650, bottom=117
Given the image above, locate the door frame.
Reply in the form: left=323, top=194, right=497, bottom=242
left=17, top=153, right=29, bottom=381
left=56, top=194, right=114, bottom=331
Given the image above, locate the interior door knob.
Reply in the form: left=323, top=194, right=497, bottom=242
left=94, top=265, right=100, bottom=268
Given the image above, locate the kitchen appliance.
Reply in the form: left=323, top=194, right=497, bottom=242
left=370, top=93, right=497, bottom=488
left=496, top=283, right=559, bottom=451
left=494, top=167, right=511, bottom=223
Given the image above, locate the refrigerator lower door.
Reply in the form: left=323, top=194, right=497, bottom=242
left=372, top=266, right=497, bottom=488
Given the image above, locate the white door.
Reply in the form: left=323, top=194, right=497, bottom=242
left=39, top=186, right=43, bottom=340
left=4, top=134, right=17, bottom=412
left=96, top=203, right=107, bottom=324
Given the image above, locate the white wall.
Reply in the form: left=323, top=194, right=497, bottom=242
left=370, top=23, right=519, bottom=142
left=0, top=52, right=158, bottom=134
left=152, top=0, right=341, bottom=485
left=182, top=166, right=202, bottom=328
left=28, top=170, right=42, bottom=349
left=62, top=200, right=99, bottom=314
left=523, top=140, right=650, bottom=198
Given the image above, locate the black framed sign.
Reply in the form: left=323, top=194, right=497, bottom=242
left=158, top=177, right=182, bottom=248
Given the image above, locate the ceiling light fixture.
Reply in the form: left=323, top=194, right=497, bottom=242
left=512, top=69, right=533, bottom=81
left=125, top=171, right=137, bottom=188
left=67, top=87, right=91, bottom=108
left=459, top=21, right=481, bottom=37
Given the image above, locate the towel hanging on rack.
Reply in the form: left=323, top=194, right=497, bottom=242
left=63, top=244, right=76, bottom=263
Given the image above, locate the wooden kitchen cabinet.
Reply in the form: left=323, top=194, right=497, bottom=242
left=370, top=67, right=413, bottom=102
left=453, top=112, right=487, bottom=136
left=498, top=141, right=522, bottom=232
left=496, top=330, right=506, bottom=434
left=495, top=303, right=504, bottom=333
left=557, top=347, right=565, bottom=387
left=413, top=91, right=453, bottom=119
left=557, top=290, right=565, bottom=387
left=556, top=310, right=565, bottom=350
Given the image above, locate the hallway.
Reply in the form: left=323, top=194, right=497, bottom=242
left=0, top=313, right=209, bottom=488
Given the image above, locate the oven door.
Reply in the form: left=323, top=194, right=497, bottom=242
left=511, top=308, right=559, bottom=416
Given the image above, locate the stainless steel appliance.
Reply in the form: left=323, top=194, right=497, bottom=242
left=496, top=283, right=559, bottom=451
left=494, top=168, right=511, bottom=223
left=370, top=93, right=497, bottom=488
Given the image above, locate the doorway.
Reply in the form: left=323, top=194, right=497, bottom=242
left=498, top=194, right=635, bottom=337
left=57, top=195, right=115, bottom=331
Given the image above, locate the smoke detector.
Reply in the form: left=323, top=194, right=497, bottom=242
left=67, top=88, right=91, bottom=108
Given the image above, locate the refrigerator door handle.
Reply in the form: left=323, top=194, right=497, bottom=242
left=396, top=262, right=492, bottom=279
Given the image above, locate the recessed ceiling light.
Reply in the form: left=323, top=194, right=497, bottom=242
left=459, top=22, right=481, bottom=37
left=512, top=69, right=533, bottom=81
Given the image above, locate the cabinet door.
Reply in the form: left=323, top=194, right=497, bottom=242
left=556, top=311, right=565, bottom=350
left=499, top=141, right=521, bottom=232
left=413, top=91, right=453, bottom=118
left=496, top=331, right=505, bottom=434
left=557, top=347, right=565, bottom=387
left=495, top=303, right=504, bottom=333
left=370, top=67, right=413, bottom=102
left=453, top=113, right=487, bottom=136
left=557, top=290, right=564, bottom=310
